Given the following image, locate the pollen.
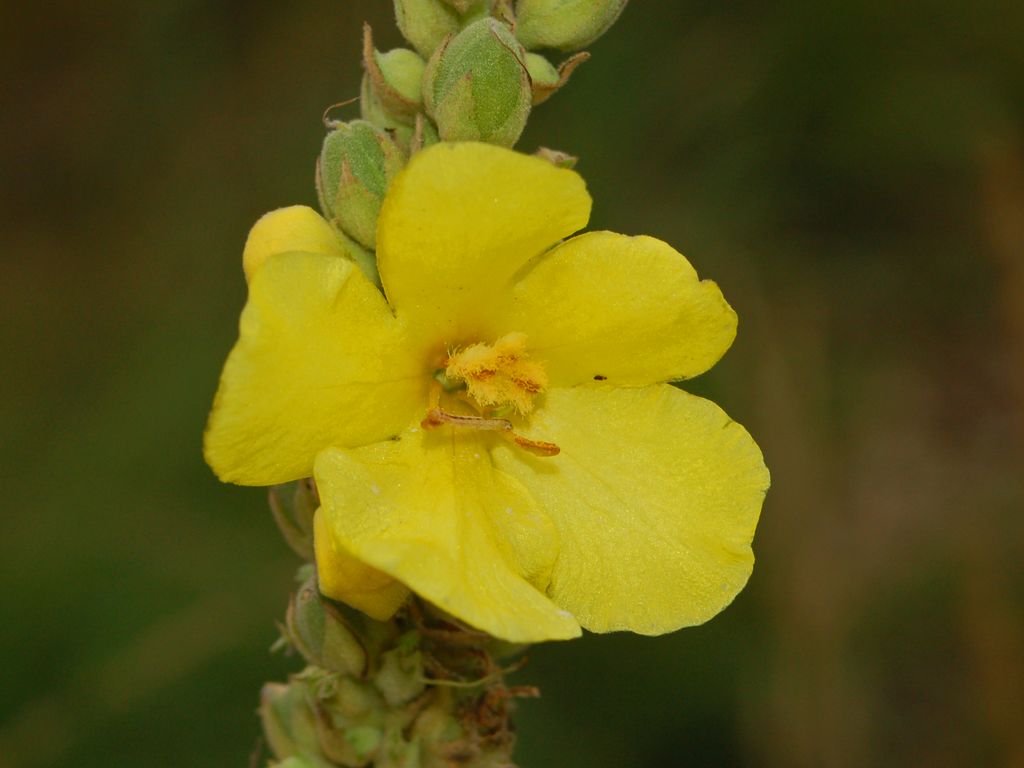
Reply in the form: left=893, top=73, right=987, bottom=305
left=445, top=332, right=548, bottom=414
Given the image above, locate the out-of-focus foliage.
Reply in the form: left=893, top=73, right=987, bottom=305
left=2, top=2, right=1022, bottom=767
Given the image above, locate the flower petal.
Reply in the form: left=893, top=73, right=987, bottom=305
left=492, top=384, right=769, bottom=635
left=242, top=205, right=348, bottom=282
left=376, top=142, right=591, bottom=341
left=314, top=428, right=581, bottom=643
left=313, top=508, right=411, bottom=621
left=204, top=252, right=426, bottom=485
left=496, top=232, right=737, bottom=386
left=242, top=205, right=381, bottom=288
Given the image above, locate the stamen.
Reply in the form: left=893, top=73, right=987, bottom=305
left=421, top=408, right=512, bottom=433
left=422, top=348, right=560, bottom=457
left=420, top=406, right=560, bottom=458
left=509, top=433, right=561, bottom=457
left=444, top=332, right=547, bottom=415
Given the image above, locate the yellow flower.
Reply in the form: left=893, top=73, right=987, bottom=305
left=205, top=142, right=769, bottom=643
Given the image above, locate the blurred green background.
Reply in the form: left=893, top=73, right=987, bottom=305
left=3, top=1, right=1023, bottom=766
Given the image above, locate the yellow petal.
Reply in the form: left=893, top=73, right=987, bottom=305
left=492, top=384, right=769, bottom=635
left=204, top=252, right=426, bottom=485
left=313, top=507, right=410, bottom=620
left=376, top=142, right=591, bottom=341
left=496, top=232, right=737, bottom=386
left=242, top=206, right=348, bottom=282
left=314, top=428, right=581, bottom=643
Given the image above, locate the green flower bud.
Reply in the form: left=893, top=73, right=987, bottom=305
left=393, top=0, right=460, bottom=58
left=316, top=121, right=405, bottom=249
left=373, top=725, right=422, bottom=768
left=524, top=51, right=588, bottom=104
left=327, top=675, right=381, bottom=719
left=269, top=479, right=318, bottom=561
left=260, top=683, right=326, bottom=763
left=362, top=24, right=426, bottom=126
left=412, top=697, right=462, bottom=746
left=515, top=0, right=629, bottom=51
left=412, top=694, right=483, bottom=766
left=347, top=726, right=383, bottom=762
left=374, top=635, right=426, bottom=706
left=316, top=721, right=383, bottom=767
left=423, top=18, right=532, bottom=147
left=287, top=575, right=368, bottom=677
left=314, top=687, right=385, bottom=767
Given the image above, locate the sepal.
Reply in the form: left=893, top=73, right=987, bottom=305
left=525, top=51, right=589, bottom=104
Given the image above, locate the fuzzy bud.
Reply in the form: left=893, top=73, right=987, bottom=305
left=287, top=576, right=368, bottom=677
left=269, top=479, right=318, bottom=561
left=393, top=0, right=460, bottom=57
left=362, top=24, right=426, bottom=127
left=316, top=121, right=405, bottom=249
left=423, top=18, right=531, bottom=147
left=515, top=0, right=629, bottom=51
left=260, top=683, right=328, bottom=764
left=373, top=633, right=426, bottom=706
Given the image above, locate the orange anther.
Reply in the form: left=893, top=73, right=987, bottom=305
left=510, top=433, right=561, bottom=457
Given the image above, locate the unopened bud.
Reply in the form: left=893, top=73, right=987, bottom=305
left=362, top=25, right=426, bottom=126
left=269, top=479, right=318, bottom=561
left=423, top=18, right=531, bottom=147
left=374, top=726, right=423, bottom=768
left=260, top=683, right=324, bottom=762
left=313, top=687, right=384, bottom=766
left=524, top=51, right=588, bottom=104
left=393, top=0, right=460, bottom=58
left=316, top=121, right=405, bottom=249
left=412, top=694, right=467, bottom=763
left=373, top=633, right=426, bottom=706
left=241, top=206, right=346, bottom=283
left=515, top=0, right=628, bottom=51
left=287, top=575, right=368, bottom=677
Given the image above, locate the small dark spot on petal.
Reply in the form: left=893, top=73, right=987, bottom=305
left=593, top=374, right=607, bottom=381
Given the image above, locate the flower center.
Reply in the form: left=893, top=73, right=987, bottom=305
left=421, top=332, right=559, bottom=457
left=444, top=332, right=547, bottom=415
